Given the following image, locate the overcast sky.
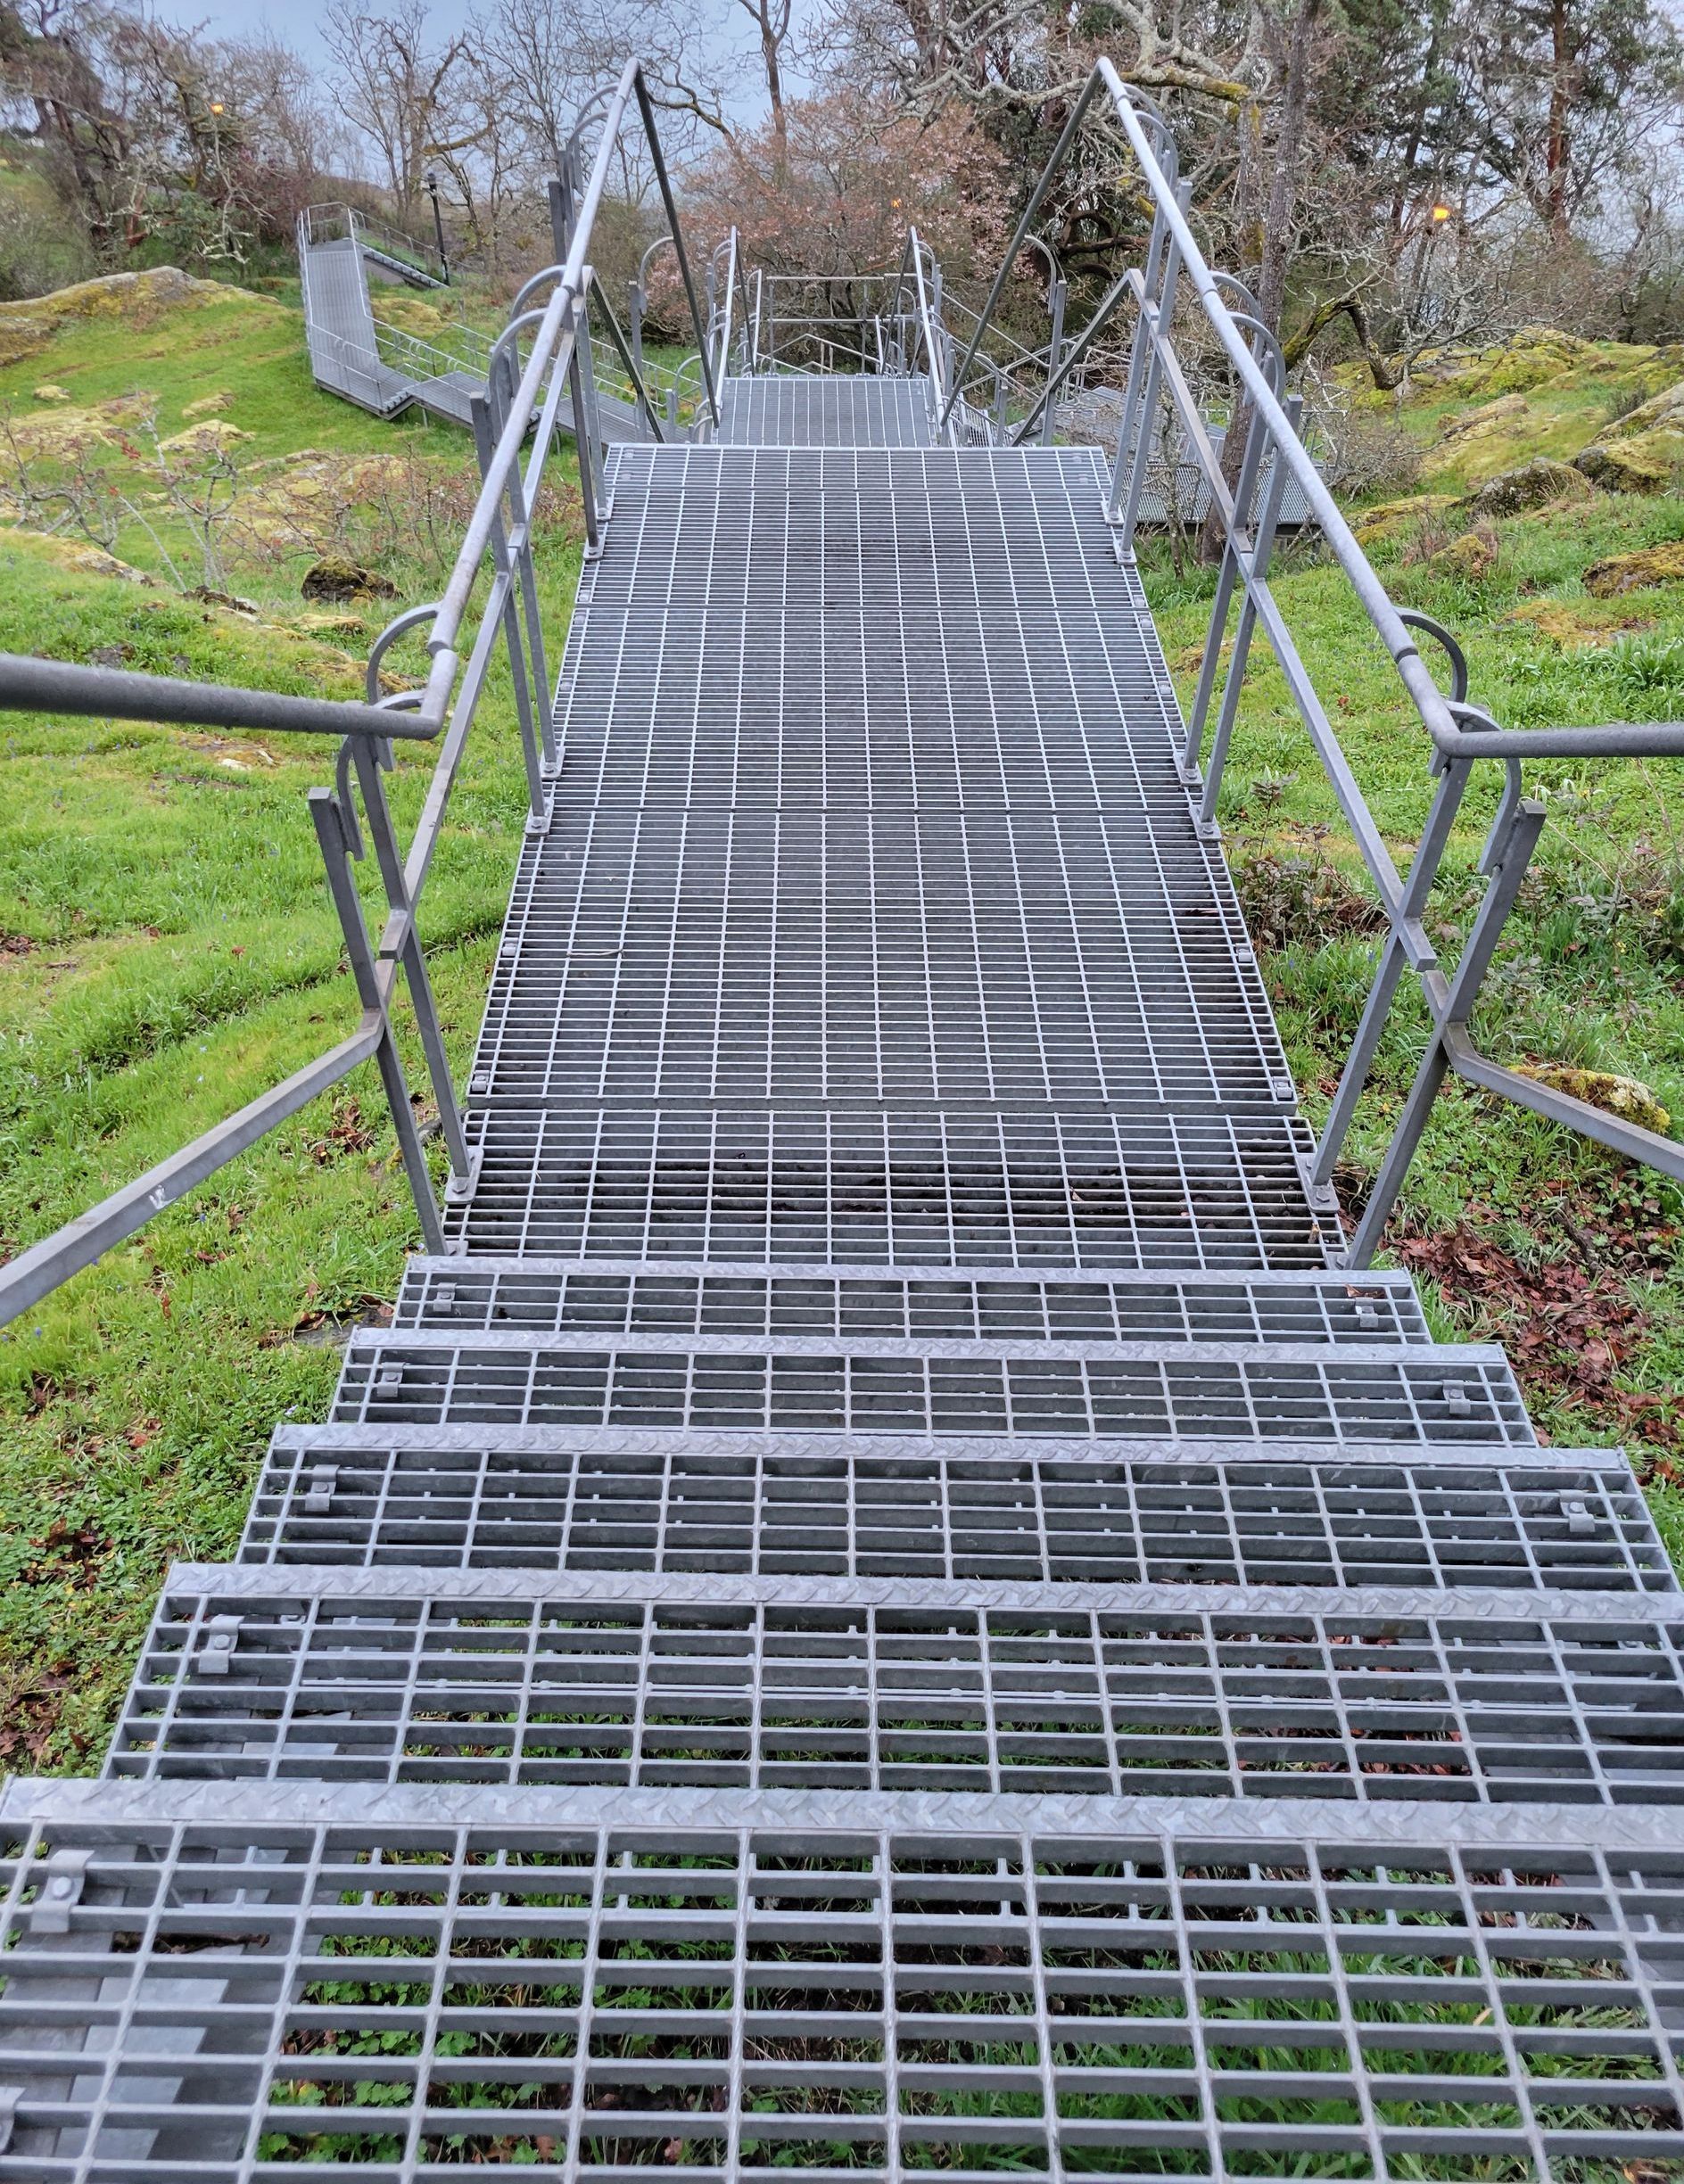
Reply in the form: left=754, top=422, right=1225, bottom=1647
left=196, top=0, right=810, bottom=109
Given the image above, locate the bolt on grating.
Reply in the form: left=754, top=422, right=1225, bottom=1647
left=110, top=1580, right=1684, bottom=1804
left=715, top=373, right=937, bottom=445
left=471, top=799, right=1289, bottom=1113
left=3, top=1814, right=1684, bottom=2178
left=444, top=1109, right=1332, bottom=1268
left=392, top=1261, right=1431, bottom=1346
left=329, top=1338, right=1532, bottom=1446
left=240, top=1436, right=1674, bottom=1591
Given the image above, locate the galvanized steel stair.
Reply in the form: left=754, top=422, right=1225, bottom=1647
left=3, top=380, right=1682, bottom=2180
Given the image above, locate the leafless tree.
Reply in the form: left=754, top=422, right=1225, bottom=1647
left=321, top=0, right=471, bottom=222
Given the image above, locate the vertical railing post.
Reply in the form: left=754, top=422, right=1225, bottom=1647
left=1345, top=794, right=1547, bottom=1266
left=1111, top=180, right=1192, bottom=548
left=308, top=786, right=447, bottom=1254
left=1194, top=391, right=1301, bottom=828
left=499, top=334, right=557, bottom=772
left=1105, top=202, right=1171, bottom=523
left=575, top=276, right=608, bottom=503
left=628, top=276, right=644, bottom=384
left=469, top=384, right=549, bottom=821
left=567, top=301, right=603, bottom=557
left=1309, top=757, right=1473, bottom=1193
left=345, top=738, right=477, bottom=1205
left=1040, top=276, right=1067, bottom=447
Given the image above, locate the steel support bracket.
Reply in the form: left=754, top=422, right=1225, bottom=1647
left=27, top=1849, right=91, bottom=1935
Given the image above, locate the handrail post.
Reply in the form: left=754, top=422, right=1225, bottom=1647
left=1110, top=179, right=1191, bottom=545
left=575, top=276, right=608, bottom=498
left=1345, top=794, right=1547, bottom=1265
left=1040, top=276, right=1067, bottom=446
left=308, top=787, right=447, bottom=1255
left=1196, top=392, right=1300, bottom=830
left=346, top=738, right=476, bottom=1200
left=569, top=317, right=603, bottom=555
left=469, top=384, right=549, bottom=819
left=1309, top=754, right=1471, bottom=1192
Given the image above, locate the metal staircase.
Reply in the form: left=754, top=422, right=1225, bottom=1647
left=5, top=393, right=1684, bottom=2184
left=4, top=59, right=1684, bottom=2181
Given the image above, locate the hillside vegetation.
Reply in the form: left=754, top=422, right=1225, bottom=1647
left=0, top=271, right=581, bottom=1768
left=0, top=286, right=1682, bottom=1770
left=1149, top=326, right=1684, bottom=1534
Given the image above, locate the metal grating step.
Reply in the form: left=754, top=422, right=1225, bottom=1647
left=329, top=1332, right=1532, bottom=1446
left=240, top=1429, right=1672, bottom=1590
left=110, top=1567, right=1684, bottom=1805
left=3, top=1788, right=1683, bottom=2177
left=553, top=449, right=1205, bottom=821
left=716, top=371, right=937, bottom=445
left=471, top=799, right=1290, bottom=1114
left=445, top=1108, right=1332, bottom=1266
left=394, top=1257, right=1432, bottom=1343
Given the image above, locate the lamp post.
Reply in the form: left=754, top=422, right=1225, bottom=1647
left=425, top=169, right=450, bottom=284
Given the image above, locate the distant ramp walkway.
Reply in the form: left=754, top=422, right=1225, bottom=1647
left=296, top=204, right=640, bottom=437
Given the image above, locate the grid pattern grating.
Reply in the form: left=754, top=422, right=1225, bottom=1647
left=553, top=449, right=1236, bottom=826
left=111, top=1584, right=1684, bottom=1803
left=4, top=1815, right=1684, bottom=2179
left=716, top=373, right=936, bottom=445
left=392, top=1260, right=1432, bottom=1346
left=446, top=1109, right=1331, bottom=1267
left=329, top=1338, right=1531, bottom=1445
left=240, top=1436, right=1672, bottom=1589
left=472, top=802, right=1287, bottom=1112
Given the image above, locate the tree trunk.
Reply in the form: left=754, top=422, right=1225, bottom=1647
left=1198, top=0, right=1325, bottom=562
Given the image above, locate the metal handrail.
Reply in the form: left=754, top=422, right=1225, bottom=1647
left=0, top=58, right=716, bottom=1328
left=957, top=58, right=1684, bottom=1257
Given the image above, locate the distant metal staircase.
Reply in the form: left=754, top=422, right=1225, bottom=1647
left=4, top=60, right=1684, bottom=2180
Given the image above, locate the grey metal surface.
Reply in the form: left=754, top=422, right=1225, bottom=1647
left=4, top=1803, right=1684, bottom=2178
left=446, top=1108, right=1333, bottom=1266
left=297, top=234, right=413, bottom=415
left=392, top=1257, right=1433, bottom=1344
left=717, top=371, right=936, bottom=445
left=111, top=1575, right=1684, bottom=1803
left=329, top=1331, right=1533, bottom=1445
left=237, top=1431, right=1671, bottom=1590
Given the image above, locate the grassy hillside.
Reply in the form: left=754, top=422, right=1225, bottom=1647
left=1144, top=327, right=1684, bottom=1552
left=0, top=271, right=582, bottom=1768
left=1, top=288, right=1682, bottom=1770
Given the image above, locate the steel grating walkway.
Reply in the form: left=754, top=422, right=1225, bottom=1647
left=4, top=375, right=1681, bottom=2180
left=716, top=374, right=937, bottom=445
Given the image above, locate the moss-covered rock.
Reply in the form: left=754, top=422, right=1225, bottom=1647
left=301, top=555, right=398, bottom=604
left=1428, top=525, right=1498, bottom=580
left=1573, top=428, right=1684, bottom=493
left=1515, top=1064, right=1672, bottom=1136
left=1350, top=492, right=1456, bottom=546
left=1461, top=455, right=1594, bottom=518
left=1582, top=541, right=1684, bottom=598
left=157, top=418, right=252, bottom=455
left=1601, top=377, right=1684, bottom=441
left=1435, top=392, right=1529, bottom=444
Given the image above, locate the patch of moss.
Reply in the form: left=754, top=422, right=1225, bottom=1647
left=1582, top=540, right=1684, bottom=598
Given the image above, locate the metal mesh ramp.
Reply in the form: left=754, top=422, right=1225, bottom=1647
left=4, top=374, right=1676, bottom=2176
left=717, top=373, right=937, bottom=444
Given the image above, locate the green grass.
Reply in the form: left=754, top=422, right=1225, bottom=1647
left=0, top=278, right=581, bottom=1771
left=1143, top=394, right=1684, bottom=1531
